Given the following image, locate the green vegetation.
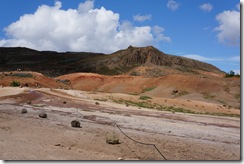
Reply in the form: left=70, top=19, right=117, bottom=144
left=139, top=96, right=152, bottom=100
left=130, top=71, right=140, bottom=76
left=10, top=81, right=20, bottom=87
left=225, top=70, right=240, bottom=78
left=112, top=98, right=196, bottom=114
left=203, top=112, right=240, bottom=118
left=202, top=92, right=215, bottom=99
left=10, top=73, right=33, bottom=78
left=94, top=98, right=108, bottom=102
left=98, top=66, right=134, bottom=75
left=111, top=98, right=239, bottom=118
left=142, top=86, right=157, bottom=93
left=234, top=93, right=240, bottom=100
left=56, top=79, right=70, bottom=85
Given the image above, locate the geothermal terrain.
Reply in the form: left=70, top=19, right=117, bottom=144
left=0, top=46, right=240, bottom=160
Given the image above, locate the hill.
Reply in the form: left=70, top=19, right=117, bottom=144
left=0, top=46, right=224, bottom=77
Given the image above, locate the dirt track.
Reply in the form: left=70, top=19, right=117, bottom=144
left=0, top=87, right=240, bottom=160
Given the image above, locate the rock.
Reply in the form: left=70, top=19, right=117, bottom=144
left=118, top=157, right=123, bottom=160
left=71, top=120, right=81, bottom=128
left=106, top=132, right=120, bottom=144
left=95, top=102, right=100, bottom=105
left=21, top=108, right=27, bottom=114
left=39, top=112, right=47, bottom=118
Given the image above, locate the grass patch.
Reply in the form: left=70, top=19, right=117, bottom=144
left=178, top=91, right=189, bottom=96
left=142, top=86, right=157, bottom=93
left=112, top=98, right=196, bottom=114
left=10, top=81, right=20, bottom=87
left=10, top=73, right=33, bottom=78
left=112, top=98, right=239, bottom=117
left=94, top=98, right=108, bottom=102
left=234, top=93, right=240, bottom=100
left=139, top=96, right=152, bottom=100
left=203, top=112, right=240, bottom=118
left=113, top=99, right=154, bottom=109
left=202, top=92, right=215, bottom=99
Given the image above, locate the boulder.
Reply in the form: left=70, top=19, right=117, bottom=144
left=106, top=132, right=120, bottom=144
left=71, top=120, right=81, bottom=128
left=39, top=112, right=47, bottom=118
left=21, top=108, right=27, bottom=114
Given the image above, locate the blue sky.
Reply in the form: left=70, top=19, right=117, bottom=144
left=0, top=0, right=241, bottom=73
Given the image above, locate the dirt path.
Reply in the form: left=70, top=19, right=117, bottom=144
left=0, top=87, right=240, bottom=160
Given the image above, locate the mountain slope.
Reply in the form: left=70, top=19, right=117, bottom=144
left=0, top=46, right=224, bottom=77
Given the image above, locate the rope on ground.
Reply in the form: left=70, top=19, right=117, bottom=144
left=75, top=107, right=167, bottom=160
left=114, top=123, right=167, bottom=160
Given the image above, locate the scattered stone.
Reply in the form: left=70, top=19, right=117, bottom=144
left=106, top=132, right=120, bottom=144
left=27, top=101, right=32, bottom=105
left=118, top=157, right=123, bottom=160
left=55, top=144, right=61, bottom=146
left=172, top=90, right=178, bottom=94
left=39, top=112, right=47, bottom=118
left=71, top=120, right=81, bottom=128
left=95, top=102, right=100, bottom=105
left=21, top=108, right=27, bottom=114
left=63, top=101, right=67, bottom=104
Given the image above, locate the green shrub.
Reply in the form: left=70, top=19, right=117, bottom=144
left=142, top=86, right=156, bottom=93
left=10, top=73, right=33, bottom=78
left=10, top=81, right=20, bottom=87
left=139, top=96, right=152, bottom=100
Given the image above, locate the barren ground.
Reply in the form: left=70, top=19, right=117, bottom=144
left=0, top=87, right=240, bottom=160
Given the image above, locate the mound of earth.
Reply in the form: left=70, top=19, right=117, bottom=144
left=0, top=71, right=240, bottom=110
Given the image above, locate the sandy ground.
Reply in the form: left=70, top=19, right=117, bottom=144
left=0, top=87, right=240, bottom=160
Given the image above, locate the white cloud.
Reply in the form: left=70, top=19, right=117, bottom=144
left=0, top=1, right=170, bottom=53
left=152, top=26, right=171, bottom=42
left=167, top=0, right=179, bottom=11
left=183, top=54, right=222, bottom=62
left=214, top=10, right=240, bottom=46
left=78, top=0, right=94, bottom=13
left=199, top=3, right=213, bottom=12
left=229, top=56, right=240, bottom=62
left=183, top=54, right=240, bottom=63
left=133, top=14, right=151, bottom=22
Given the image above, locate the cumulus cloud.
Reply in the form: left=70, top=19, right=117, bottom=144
left=167, top=0, right=180, bottom=11
left=78, top=0, right=94, bottom=13
left=0, top=1, right=170, bottom=53
left=133, top=14, right=151, bottom=22
left=214, top=9, right=240, bottom=46
left=152, top=26, right=171, bottom=42
left=199, top=3, right=213, bottom=12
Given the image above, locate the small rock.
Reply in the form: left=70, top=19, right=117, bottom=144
left=118, top=157, right=123, bottom=160
left=95, top=102, right=100, bottom=105
left=106, top=132, right=120, bottom=144
left=71, top=120, right=81, bottom=128
left=21, top=108, right=27, bottom=114
left=39, top=112, right=47, bottom=118
left=55, top=144, right=61, bottom=146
